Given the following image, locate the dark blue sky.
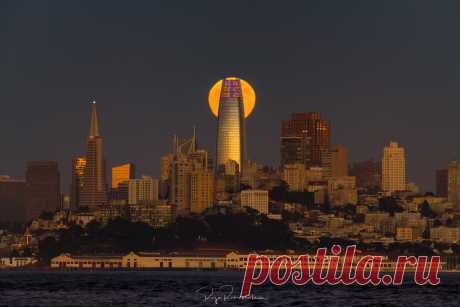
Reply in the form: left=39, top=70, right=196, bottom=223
left=1, top=0, right=459, bottom=191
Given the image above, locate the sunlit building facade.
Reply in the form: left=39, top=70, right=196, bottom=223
left=124, top=175, right=158, bottom=205
left=190, top=168, right=214, bottom=214
left=215, top=78, right=246, bottom=174
left=447, top=161, right=460, bottom=205
left=71, top=157, right=86, bottom=209
left=160, top=154, right=173, bottom=181
left=381, top=141, right=406, bottom=193
left=282, top=163, right=306, bottom=192
left=111, top=163, right=135, bottom=189
left=167, top=130, right=213, bottom=216
left=240, top=189, right=269, bottom=214
left=330, top=144, right=348, bottom=177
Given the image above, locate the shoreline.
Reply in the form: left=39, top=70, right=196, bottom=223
left=2, top=267, right=460, bottom=273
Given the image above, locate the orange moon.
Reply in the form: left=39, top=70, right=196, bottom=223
left=208, top=77, right=256, bottom=118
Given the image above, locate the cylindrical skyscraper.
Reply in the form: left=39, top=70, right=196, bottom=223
left=216, top=78, right=245, bottom=172
left=208, top=77, right=256, bottom=175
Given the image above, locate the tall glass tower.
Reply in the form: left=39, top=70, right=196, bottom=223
left=215, top=78, right=246, bottom=174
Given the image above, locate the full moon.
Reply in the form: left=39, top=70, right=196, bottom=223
left=208, top=77, right=256, bottom=118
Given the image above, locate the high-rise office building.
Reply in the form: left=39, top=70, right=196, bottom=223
left=167, top=130, right=213, bottom=215
left=189, top=149, right=210, bottom=171
left=170, top=153, right=192, bottom=216
left=436, top=168, right=448, bottom=198
left=0, top=176, right=26, bottom=222
left=191, top=169, right=214, bottom=214
left=241, top=160, right=258, bottom=189
left=71, top=157, right=86, bottom=209
left=349, top=159, right=380, bottom=189
left=80, top=101, right=108, bottom=208
left=308, top=112, right=330, bottom=167
left=447, top=161, right=460, bottom=205
left=160, top=154, right=173, bottom=181
left=320, top=149, right=332, bottom=179
left=151, top=202, right=174, bottom=228
left=211, top=77, right=255, bottom=175
left=25, top=161, right=60, bottom=220
left=168, top=132, right=197, bottom=215
left=281, top=113, right=310, bottom=167
left=112, top=163, right=135, bottom=189
left=223, top=159, right=240, bottom=193
left=330, top=145, right=348, bottom=177
left=280, top=135, right=310, bottom=167
left=305, top=167, right=325, bottom=183
left=110, top=163, right=135, bottom=204
left=281, top=112, right=329, bottom=168
left=159, top=154, right=174, bottom=199
left=123, top=175, right=158, bottom=205
left=282, top=163, right=306, bottom=192
left=381, top=141, right=406, bottom=193
left=240, top=189, right=269, bottom=215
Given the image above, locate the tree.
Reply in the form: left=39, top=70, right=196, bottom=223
left=253, top=216, right=295, bottom=250
left=422, top=228, right=430, bottom=239
left=78, top=206, right=90, bottom=213
left=59, top=224, right=84, bottom=253
left=85, top=220, right=102, bottom=240
left=269, top=182, right=289, bottom=201
left=39, top=211, right=54, bottom=220
left=366, top=186, right=381, bottom=195
left=35, top=212, right=305, bottom=255
left=38, top=236, right=60, bottom=262
left=102, top=218, right=155, bottom=252
left=172, top=216, right=208, bottom=246
left=281, top=210, right=304, bottom=222
left=240, top=183, right=252, bottom=191
left=353, top=213, right=365, bottom=223
left=339, top=204, right=356, bottom=217
left=318, top=236, right=357, bottom=249
left=420, top=201, right=437, bottom=218
left=22, top=247, right=33, bottom=257
left=378, top=197, right=404, bottom=216
left=320, top=200, right=332, bottom=214
left=446, top=218, right=455, bottom=227
left=10, top=250, right=20, bottom=257
left=152, top=227, right=178, bottom=249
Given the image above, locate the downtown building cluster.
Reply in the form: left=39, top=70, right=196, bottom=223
left=2, top=77, right=460, bottom=262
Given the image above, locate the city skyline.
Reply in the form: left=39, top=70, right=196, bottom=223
left=2, top=2, right=460, bottom=306
left=0, top=87, right=458, bottom=194
left=3, top=1, right=460, bottom=191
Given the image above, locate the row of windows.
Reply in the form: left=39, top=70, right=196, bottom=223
left=55, top=261, right=122, bottom=266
